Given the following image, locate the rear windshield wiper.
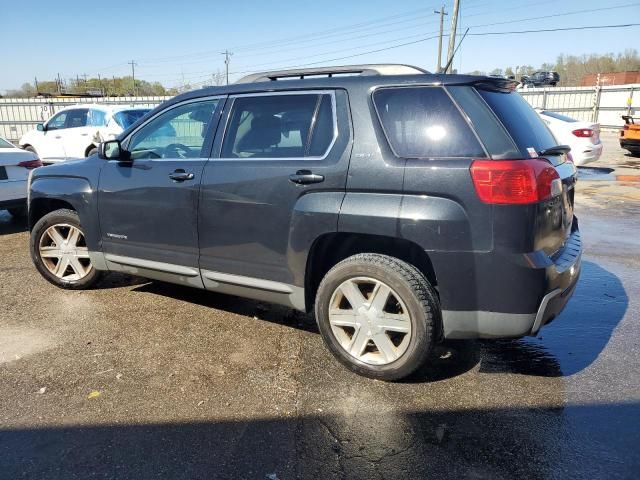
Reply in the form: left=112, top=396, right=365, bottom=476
left=538, top=145, right=571, bottom=156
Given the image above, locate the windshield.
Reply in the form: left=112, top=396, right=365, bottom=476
left=540, top=111, right=578, bottom=123
left=0, top=138, right=14, bottom=148
left=113, top=109, right=150, bottom=129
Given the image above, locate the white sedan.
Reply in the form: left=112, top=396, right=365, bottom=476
left=0, top=136, right=41, bottom=217
left=19, top=104, right=151, bottom=164
left=536, top=110, right=603, bottom=166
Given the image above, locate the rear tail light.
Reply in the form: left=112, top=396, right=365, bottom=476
left=572, top=128, right=594, bottom=138
left=470, top=159, right=561, bottom=205
left=18, top=159, right=43, bottom=169
left=623, top=125, right=630, bottom=130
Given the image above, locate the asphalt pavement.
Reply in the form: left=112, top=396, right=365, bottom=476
left=0, top=132, right=638, bottom=479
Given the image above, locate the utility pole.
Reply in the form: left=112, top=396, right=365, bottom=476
left=57, top=73, right=62, bottom=94
left=221, top=50, right=233, bottom=85
left=434, top=6, right=448, bottom=73
left=34, top=77, right=39, bottom=94
left=128, top=60, right=137, bottom=96
left=445, top=0, right=461, bottom=73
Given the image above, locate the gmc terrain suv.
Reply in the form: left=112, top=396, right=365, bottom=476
left=28, top=64, right=581, bottom=380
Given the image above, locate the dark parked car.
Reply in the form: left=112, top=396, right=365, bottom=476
left=521, top=71, right=560, bottom=87
left=27, top=64, right=581, bottom=381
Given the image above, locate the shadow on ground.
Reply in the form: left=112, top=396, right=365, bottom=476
left=1, top=403, right=638, bottom=480
left=481, top=261, right=628, bottom=377
left=130, top=260, right=625, bottom=382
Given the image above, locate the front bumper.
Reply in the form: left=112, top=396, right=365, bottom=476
left=442, top=227, right=582, bottom=339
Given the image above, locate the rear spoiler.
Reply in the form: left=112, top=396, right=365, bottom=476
left=472, top=78, right=519, bottom=93
left=622, top=115, right=637, bottom=125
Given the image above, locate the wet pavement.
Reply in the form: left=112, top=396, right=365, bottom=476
left=0, top=133, right=639, bottom=479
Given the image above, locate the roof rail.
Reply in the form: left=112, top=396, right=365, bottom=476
left=235, top=64, right=429, bottom=84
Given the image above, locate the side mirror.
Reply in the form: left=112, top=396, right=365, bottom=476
left=36, top=123, right=45, bottom=132
left=99, top=140, right=130, bottom=161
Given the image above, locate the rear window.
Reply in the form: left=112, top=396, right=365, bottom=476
left=479, top=90, right=556, bottom=157
left=373, top=86, right=485, bottom=158
left=0, top=138, right=13, bottom=148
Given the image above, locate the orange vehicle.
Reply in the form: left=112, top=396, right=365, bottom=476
left=620, top=115, right=640, bottom=156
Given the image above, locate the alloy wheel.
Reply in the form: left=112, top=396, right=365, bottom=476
left=38, top=223, right=92, bottom=281
left=328, top=277, right=412, bottom=365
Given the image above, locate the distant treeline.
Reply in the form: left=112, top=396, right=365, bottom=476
left=468, top=49, right=640, bottom=85
left=3, top=76, right=179, bottom=98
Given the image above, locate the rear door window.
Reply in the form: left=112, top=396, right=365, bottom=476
left=478, top=90, right=557, bottom=157
left=63, top=109, right=89, bottom=129
left=373, top=86, right=485, bottom=159
left=221, top=93, right=335, bottom=158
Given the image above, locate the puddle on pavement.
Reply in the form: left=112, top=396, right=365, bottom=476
left=578, top=167, right=616, bottom=181
left=578, top=166, right=640, bottom=183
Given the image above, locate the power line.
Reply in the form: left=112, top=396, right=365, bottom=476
left=146, top=0, right=640, bottom=83
left=468, top=23, right=640, bottom=36
left=210, top=22, right=640, bottom=84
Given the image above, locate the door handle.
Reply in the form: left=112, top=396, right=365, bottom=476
left=289, top=170, right=325, bottom=185
left=169, top=169, right=194, bottom=182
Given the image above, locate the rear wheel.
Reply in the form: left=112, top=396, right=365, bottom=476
left=315, top=253, right=440, bottom=381
left=30, top=209, right=102, bottom=289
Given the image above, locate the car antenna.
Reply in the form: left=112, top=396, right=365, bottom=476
left=441, top=28, right=469, bottom=74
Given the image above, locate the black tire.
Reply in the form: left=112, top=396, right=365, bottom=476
left=30, top=208, right=102, bottom=289
left=315, top=253, right=440, bottom=381
left=8, top=206, right=27, bottom=218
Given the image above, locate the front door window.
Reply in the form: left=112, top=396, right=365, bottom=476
left=128, top=100, right=218, bottom=160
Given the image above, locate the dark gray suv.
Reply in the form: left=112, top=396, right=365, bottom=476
left=28, top=64, right=581, bottom=380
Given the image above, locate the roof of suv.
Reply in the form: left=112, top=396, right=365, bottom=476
left=166, top=64, right=518, bottom=106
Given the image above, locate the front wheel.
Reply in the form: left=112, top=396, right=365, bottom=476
left=30, top=208, right=102, bottom=289
left=315, top=253, right=440, bottom=381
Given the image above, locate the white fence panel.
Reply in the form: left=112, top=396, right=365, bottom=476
left=0, top=96, right=169, bottom=142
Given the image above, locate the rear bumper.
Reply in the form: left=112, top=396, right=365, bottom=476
left=620, top=138, right=640, bottom=150
left=572, top=142, right=603, bottom=166
left=442, top=226, right=582, bottom=339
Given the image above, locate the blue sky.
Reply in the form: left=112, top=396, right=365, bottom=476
left=1, top=0, right=638, bottom=92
